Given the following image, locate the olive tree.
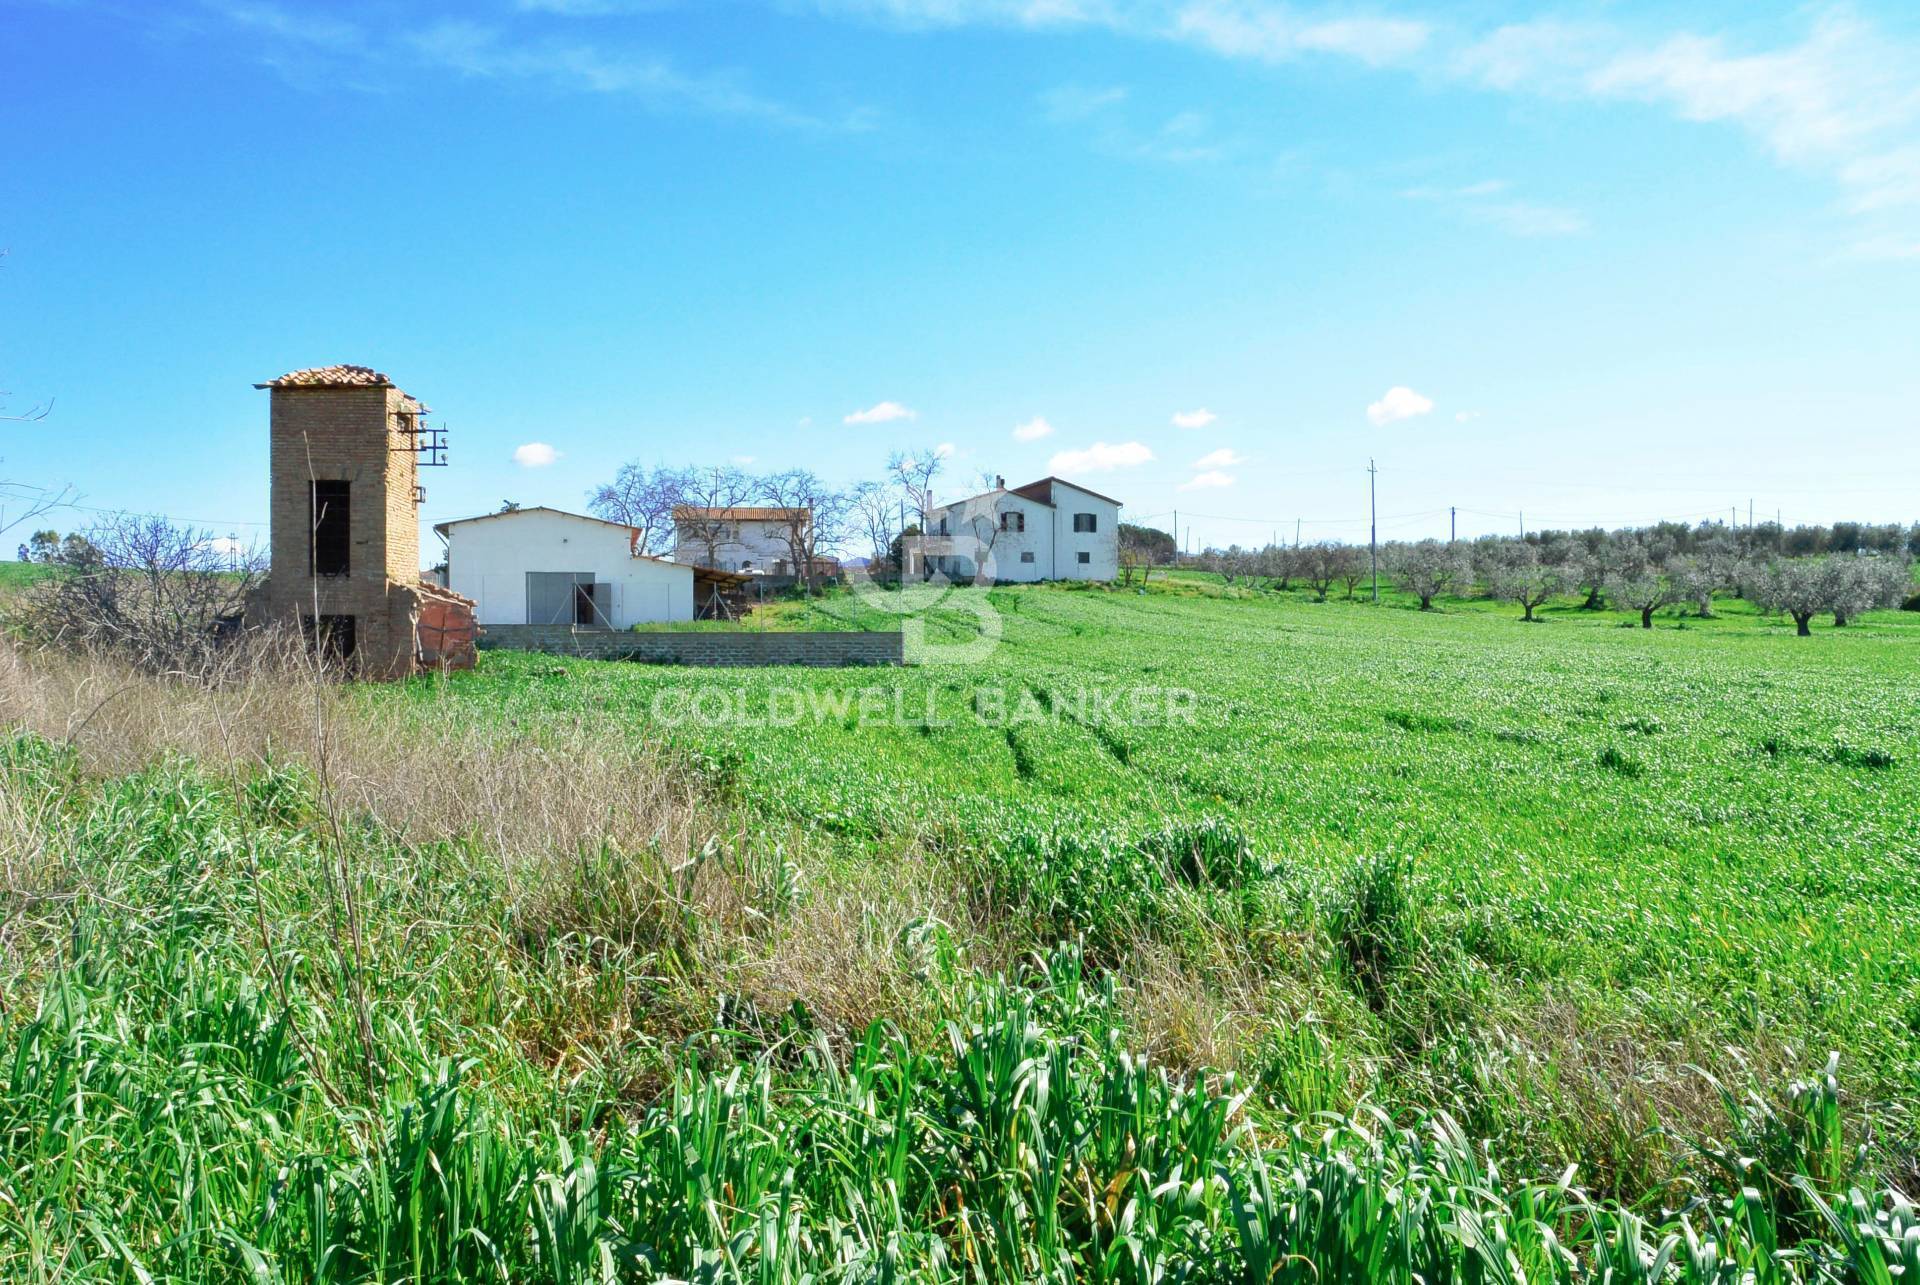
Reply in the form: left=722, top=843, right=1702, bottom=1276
left=1295, top=541, right=1344, bottom=602
left=1831, top=555, right=1913, bottom=626
left=1604, top=539, right=1680, bottom=628
left=1671, top=536, right=1740, bottom=617
left=1389, top=539, right=1469, bottom=610
left=1755, top=556, right=1848, bottom=636
left=1488, top=545, right=1568, bottom=622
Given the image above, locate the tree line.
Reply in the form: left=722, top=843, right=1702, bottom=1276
left=1185, top=521, right=1918, bottom=634
left=585, top=447, right=1004, bottom=585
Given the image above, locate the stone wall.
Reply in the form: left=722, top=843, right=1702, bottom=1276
left=477, top=625, right=903, bottom=667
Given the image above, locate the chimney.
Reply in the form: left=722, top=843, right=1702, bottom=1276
left=995, top=475, right=1005, bottom=490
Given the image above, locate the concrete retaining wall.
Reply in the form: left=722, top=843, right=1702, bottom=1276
left=477, top=624, right=903, bottom=667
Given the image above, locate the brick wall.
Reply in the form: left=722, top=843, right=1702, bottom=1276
left=253, top=383, right=423, bottom=679
left=477, top=625, right=904, bottom=667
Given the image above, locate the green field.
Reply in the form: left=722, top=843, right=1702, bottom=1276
left=5, top=580, right=1919, bottom=1280
left=0, top=560, right=53, bottom=592
left=404, top=584, right=1920, bottom=1179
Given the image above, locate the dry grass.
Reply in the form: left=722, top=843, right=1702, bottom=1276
left=0, top=636, right=975, bottom=1052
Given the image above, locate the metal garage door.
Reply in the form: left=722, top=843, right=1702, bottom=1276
left=526, top=572, right=611, bottom=626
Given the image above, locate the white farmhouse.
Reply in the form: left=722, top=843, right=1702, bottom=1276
left=906, top=476, right=1121, bottom=583
left=435, top=506, right=694, bottom=627
left=671, top=505, right=808, bottom=573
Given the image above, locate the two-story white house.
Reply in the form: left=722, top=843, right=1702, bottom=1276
left=906, top=476, right=1121, bottom=583
left=670, top=505, right=809, bottom=574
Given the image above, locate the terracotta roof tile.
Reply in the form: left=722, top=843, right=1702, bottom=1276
left=255, top=364, right=394, bottom=389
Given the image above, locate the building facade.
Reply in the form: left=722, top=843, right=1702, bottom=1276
left=436, top=506, right=694, bottom=627
left=906, top=476, right=1121, bottom=583
left=248, top=365, right=475, bottom=678
left=670, top=506, right=808, bottom=573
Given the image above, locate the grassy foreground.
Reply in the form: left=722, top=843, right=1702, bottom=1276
left=1, top=581, right=1917, bottom=1280
left=404, top=583, right=1920, bottom=1190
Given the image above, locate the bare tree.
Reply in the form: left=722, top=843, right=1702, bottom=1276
left=1, top=481, right=75, bottom=544
left=1488, top=545, right=1568, bottom=622
left=16, top=513, right=265, bottom=671
left=758, top=469, right=851, bottom=593
left=886, top=447, right=945, bottom=527
left=1389, top=539, right=1469, bottom=610
left=848, top=480, right=900, bottom=570
left=672, top=465, right=758, bottom=567
left=587, top=463, right=685, bottom=554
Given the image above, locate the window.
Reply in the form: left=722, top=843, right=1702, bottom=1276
left=1073, top=513, right=1097, bottom=533
left=303, top=614, right=356, bottom=663
left=1077, top=551, right=1091, bottom=564
left=1000, top=511, right=1025, bottom=533
left=937, top=517, right=949, bottom=536
left=311, top=480, right=350, bottom=577
left=1020, top=551, right=1035, bottom=563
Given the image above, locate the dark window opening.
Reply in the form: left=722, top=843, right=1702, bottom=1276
left=1077, top=551, right=1092, bottom=564
left=304, top=614, right=357, bottom=663
left=311, top=480, right=351, bottom=577
left=1020, top=551, right=1035, bottom=563
left=1000, top=511, right=1025, bottom=533
left=1073, top=513, right=1097, bottom=533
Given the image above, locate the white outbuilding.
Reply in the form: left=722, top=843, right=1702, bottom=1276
left=434, top=506, right=694, bottom=627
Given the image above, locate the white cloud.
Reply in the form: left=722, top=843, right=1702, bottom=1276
left=208, top=535, right=250, bottom=558
left=1402, top=178, right=1587, bottom=237
left=1180, top=469, right=1235, bottom=490
left=1366, top=387, right=1434, bottom=426
left=934, top=441, right=957, bottom=459
left=1453, top=410, right=1480, bottom=423
left=513, top=442, right=560, bottom=467
left=1171, top=407, right=1217, bottom=429
left=406, top=20, right=843, bottom=129
left=732, top=454, right=757, bottom=464
left=808, top=5, right=1920, bottom=247
left=1193, top=447, right=1243, bottom=468
left=1456, top=13, right=1920, bottom=237
left=1048, top=440, right=1154, bottom=473
left=804, top=0, right=1115, bottom=31
left=1174, top=3, right=1430, bottom=68
left=1012, top=415, right=1056, bottom=442
left=845, top=400, right=919, bottom=424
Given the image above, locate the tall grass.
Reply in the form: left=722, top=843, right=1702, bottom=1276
left=0, top=707, right=1913, bottom=1279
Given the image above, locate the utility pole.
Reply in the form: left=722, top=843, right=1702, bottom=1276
left=1518, top=510, right=1525, bottom=540
left=1450, top=506, right=1456, bottom=544
left=1368, top=457, right=1379, bottom=603
left=1294, top=518, right=1301, bottom=548
left=1749, top=498, right=1754, bottom=529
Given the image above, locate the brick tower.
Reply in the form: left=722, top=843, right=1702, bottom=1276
left=251, top=364, right=472, bottom=678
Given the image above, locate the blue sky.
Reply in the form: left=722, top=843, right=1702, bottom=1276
left=4, top=0, right=1917, bottom=556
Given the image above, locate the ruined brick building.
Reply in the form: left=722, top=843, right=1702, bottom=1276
left=247, top=365, right=476, bottom=678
